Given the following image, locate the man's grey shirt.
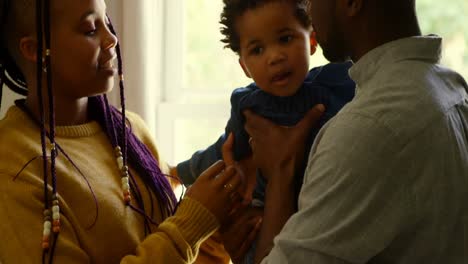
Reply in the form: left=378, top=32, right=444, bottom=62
left=262, top=35, right=468, bottom=264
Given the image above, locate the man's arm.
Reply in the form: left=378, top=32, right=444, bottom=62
left=259, top=113, right=414, bottom=264
left=243, top=106, right=325, bottom=263
left=253, top=168, right=296, bottom=263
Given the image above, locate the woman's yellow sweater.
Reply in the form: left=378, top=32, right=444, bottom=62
left=0, top=106, right=227, bottom=263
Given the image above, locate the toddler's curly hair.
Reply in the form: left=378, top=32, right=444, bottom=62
left=220, top=0, right=311, bottom=54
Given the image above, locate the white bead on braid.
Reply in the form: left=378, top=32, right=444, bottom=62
left=51, top=194, right=61, bottom=233
left=42, top=209, right=52, bottom=249
left=115, top=146, right=131, bottom=204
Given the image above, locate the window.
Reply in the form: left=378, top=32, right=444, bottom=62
left=416, top=0, right=468, bottom=75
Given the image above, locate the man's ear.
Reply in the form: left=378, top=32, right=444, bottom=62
left=239, top=58, right=252, bottom=79
left=19, top=36, right=38, bottom=62
left=344, top=0, right=364, bottom=17
left=310, top=31, right=317, bottom=56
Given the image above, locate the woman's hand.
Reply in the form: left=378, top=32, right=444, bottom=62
left=185, top=160, right=243, bottom=224
left=243, top=105, right=325, bottom=182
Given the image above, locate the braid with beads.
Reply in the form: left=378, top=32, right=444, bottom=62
left=0, top=1, right=179, bottom=262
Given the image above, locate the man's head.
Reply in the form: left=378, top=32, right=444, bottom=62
left=220, top=0, right=316, bottom=96
left=307, top=0, right=420, bottom=62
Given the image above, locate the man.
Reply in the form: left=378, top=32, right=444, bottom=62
left=244, top=0, right=468, bottom=263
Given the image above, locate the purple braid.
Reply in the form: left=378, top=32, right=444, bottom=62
left=44, top=0, right=58, bottom=195
left=42, top=0, right=61, bottom=263
left=105, top=17, right=177, bottom=218
left=32, top=0, right=61, bottom=263
left=101, top=94, right=152, bottom=229
left=35, top=0, right=48, bottom=207
left=89, top=96, right=178, bottom=218
left=104, top=15, right=153, bottom=224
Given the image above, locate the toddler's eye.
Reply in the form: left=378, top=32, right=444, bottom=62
left=250, top=46, right=264, bottom=55
left=279, top=35, right=293, bottom=44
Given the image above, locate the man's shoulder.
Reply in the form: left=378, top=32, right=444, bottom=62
left=377, top=62, right=465, bottom=123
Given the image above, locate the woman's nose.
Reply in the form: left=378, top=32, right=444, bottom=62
left=103, top=28, right=118, bottom=51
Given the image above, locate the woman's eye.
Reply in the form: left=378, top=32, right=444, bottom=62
left=85, top=29, right=97, bottom=36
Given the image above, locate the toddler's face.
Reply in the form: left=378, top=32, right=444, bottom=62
left=237, top=1, right=314, bottom=97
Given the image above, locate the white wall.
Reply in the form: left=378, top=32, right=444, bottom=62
left=0, top=85, right=22, bottom=119
left=101, top=0, right=165, bottom=134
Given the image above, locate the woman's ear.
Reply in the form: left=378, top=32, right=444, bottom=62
left=19, top=36, right=38, bottom=62
left=239, top=58, right=252, bottom=79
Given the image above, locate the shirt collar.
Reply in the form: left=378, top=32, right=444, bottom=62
left=349, top=35, right=442, bottom=89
